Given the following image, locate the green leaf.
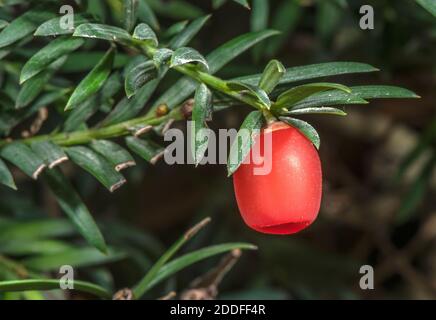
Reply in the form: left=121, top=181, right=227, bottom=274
left=153, top=48, right=173, bottom=67
left=279, top=117, right=320, bottom=149
left=274, top=82, right=352, bottom=109
left=65, top=47, right=115, bottom=110
left=168, top=15, right=210, bottom=49
left=125, top=137, right=164, bottom=165
left=316, top=0, right=342, bottom=45
left=0, top=20, right=8, bottom=30
left=294, top=85, right=420, bottom=110
left=0, top=239, right=71, bottom=256
left=0, top=279, right=111, bottom=299
left=99, top=71, right=124, bottom=104
left=285, top=107, right=347, bottom=116
left=63, top=95, right=100, bottom=132
left=103, top=15, right=211, bottom=125
left=259, top=59, right=286, bottom=94
left=342, top=85, right=420, bottom=99
left=62, top=52, right=129, bottom=73
left=207, top=30, right=279, bottom=74
left=65, top=146, right=126, bottom=192
left=291, top=94, right=368, bottom=110
left=142, top=243, right=257, bottom=294
left=212, top=0, right=227, bottom=9
left=152, top=29, right=279, bottom=112
left=0, top=219, right=75, bottom=241
left=170, top=47, right=209, bottom=71
left=43, top=168, right=107, bottom=253
left=191, top=84, right=213, bottom=165
left=227, top=111, right=264, bottom=176
left=163, top=20, right=189, bottom=39
left=123, top=0, right=138, bottom=32
left=16, top=56, right=66, bottom=109
left=0, top=92, right=63, bottom=135
left=23, top=247, right=125, bottom=271
left=86, top=0, right=107, bottom=21
left=64, top=73, right=122, bottom=128
left=232, top=0, right=251, bottom=9
left=137, top=0, right=160, bottom=30
left=105, top=0, right=124, bottom=23
left=101, top=79, right=159, bottom=126
left=227, top=81, right=271, bottom=109
left=250, top=0, right=269, bottom=60
left=235, top=62, right=379, bottom=86
left=34, top=14, right=92, bottom=36
left=125, top=60, right=157, bottom=98
left=30, top=141, right=68, bottom=169
left=133, top=217, right=211, bottom=298
left=0, top=8, right=55, bottom=48
left=89, top=140, right=136, bottom=171
left=73, top=23, right=133, bottom=46
left=20, top=37, right=85, bottom=84
left=416, top=0, right=436, bottom=17
left=17, top=71, right=51, bottom=108
left=0, top=142, right=46, bottom=180
left=132, top=22, right=158, bottom=46
left=0, top=158, right=16, bottom=190
left=145, top=0, right=204, bottom=20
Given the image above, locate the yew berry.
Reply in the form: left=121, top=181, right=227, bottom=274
left=233, top=121, right=322, bottom=235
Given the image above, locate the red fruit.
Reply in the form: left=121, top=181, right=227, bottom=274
left=233, top=121, right=322, bottom=235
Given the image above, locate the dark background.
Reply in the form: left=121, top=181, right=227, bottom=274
left=116, top=0, right=435, bottom=299
left=0, top=0, right=435, bottom=300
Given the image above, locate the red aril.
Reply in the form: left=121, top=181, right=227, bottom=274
left=233, top=121, right=322, bottom=235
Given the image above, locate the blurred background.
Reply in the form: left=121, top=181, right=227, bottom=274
left=0, top=0, right=435, bottom=300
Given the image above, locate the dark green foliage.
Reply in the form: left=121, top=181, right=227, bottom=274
left=0, top=0, right=430, bottom=301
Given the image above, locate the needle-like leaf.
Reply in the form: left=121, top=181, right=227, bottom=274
left=65, top=146, right=126, bottom=192
left=133, top=218, right=211, bottom=299
left=227, top=111, right=264, bottom=176
left=65, top=47, right=115, bottom=110
left=20, top=37, right=85, bottom=84
left=279, top=117, right=321, bottom=149
left=43, top=168, right=107, bottom=253
left=0, top=279, right=111, bottom=299
left=191, top=84, right=213, bottom=165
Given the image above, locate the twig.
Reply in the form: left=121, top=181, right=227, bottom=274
left=112, top=288, right=133, bottom=300
left=373, top=228, right=436, bottom=297
left=374, top=214, right=436, bottom=293
left=0, top=105, right=183, bottom=148
left=184, top=217, right=211, bottom=240
left=180, top=249, right=242, bottom=300
left=21, top=107, right=48, bottom=138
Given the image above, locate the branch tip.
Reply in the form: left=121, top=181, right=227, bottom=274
left=110, top=178, right=127, bottom=192
left=184, top=217, right=212, bottom=240
left=48, top=156, right=69, bottom=169
left=115, top=160, right=136, bottom=172
left=32, top=164, right=47, bottom=180
left=133, top=125, right=153, bottom=137
left=161, top=119, right=175, bottom=135
left=150, top=151, right=165, bottom=165
left=113, top=288, right=133, bottom=300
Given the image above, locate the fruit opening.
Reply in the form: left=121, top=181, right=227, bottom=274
left=254, top=221, right=311, bottom=235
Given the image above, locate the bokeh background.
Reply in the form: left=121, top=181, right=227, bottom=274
left=0, top=0, right=435, bottom=300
